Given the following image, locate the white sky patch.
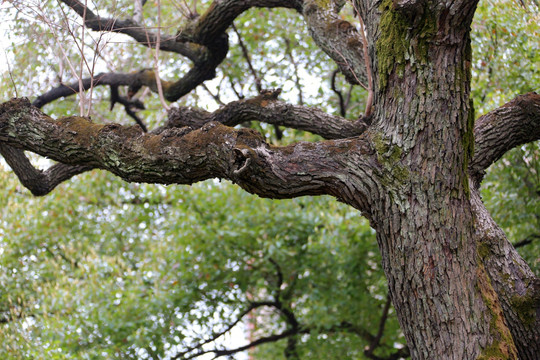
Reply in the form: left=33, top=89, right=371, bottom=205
left=0, top=4, right=15, bottom=73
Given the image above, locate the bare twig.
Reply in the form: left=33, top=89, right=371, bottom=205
left=202, top=83, right=225, bottom=105
left=79, top=0, right=87, bottom=116
left=354, top=4, right=374, bottom=117
left=232, top=24, right=262, bottom=93
left=4, top=52, right=19, bottom=97
left=153, top=0, right=171, bottom=110
left=284, top=38, right=304, bottom=106
left=331, top=69, right=347, bottom=116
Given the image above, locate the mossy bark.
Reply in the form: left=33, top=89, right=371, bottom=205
left=365, top=2, right=521, bottom=358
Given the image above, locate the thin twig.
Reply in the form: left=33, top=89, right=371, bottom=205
left=331, top=69, right=347, bottom=116
left=232, top=23, right=262, bottom=93
left=4, top=52, right=19, bottom=97
left=284, top=38, right=304, bottom=105
left=154, top=0, right=171, bottom=110
left=355, top=4, right=374, bottom=117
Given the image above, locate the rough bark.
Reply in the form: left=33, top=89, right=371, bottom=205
left=164, top=90, right=370, bottom=140
left=471, top=188, right=540, bottom=359
left=302, top=0, right=368, bottom=86
left=470, top=92, right=540, bottom=181
left=0, top=98, right=378, bottom=204
left=353, top=0, right=525, bottom=358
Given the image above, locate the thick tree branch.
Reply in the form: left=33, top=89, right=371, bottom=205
left=0, top=144, right=93, bottom=196
left=0, top=98, right=377, bottom=207
left=303, top=0, right=368, bottom=86
left=471, top=189, right=540, bottom=359
left=176, top=0, right=303, bottom=46
left=33, top=72, right=147, bottom=109
left=33, top=56, right=229, bottom=109
left=57, top=0, right=229, bottom=104
left=58, top=0, right=200, bottom=59
left=470, top=92, right=540, bottom=180
left=164, top=34, right=229, bottom=101
left=164, top=90, right=370, bottom=140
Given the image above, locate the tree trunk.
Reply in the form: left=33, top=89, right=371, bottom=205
left=353, top=1, right=521, bottom=358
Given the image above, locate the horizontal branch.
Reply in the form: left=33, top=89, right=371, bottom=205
left=33, top=72, right=139, bottom=108
left=470, top=92, right=540, bottom=180
left=164, top=90, right=370, bottom=139
left=1, top=98, right=377, bottom=205
left=33, top=60, right=228, bottom=108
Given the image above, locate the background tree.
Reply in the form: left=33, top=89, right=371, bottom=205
left=0, top=0, right=538, bottom=359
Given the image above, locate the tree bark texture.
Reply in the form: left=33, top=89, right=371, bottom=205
left=1, top=0, right=539, bottom=359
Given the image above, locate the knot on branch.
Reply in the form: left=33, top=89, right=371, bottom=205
left=508, top=92, right=540, bottom=116
left=166, top=106, right=210, bottom=129
left=232, top=148, right=251, bottom=176
left=392, top=0, right=426, bottom=16
left=245, top=89, right=282, bottom=107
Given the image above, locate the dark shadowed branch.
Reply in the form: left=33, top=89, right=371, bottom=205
left=470, top=92, right=540, bottom=181
left=514, top=234, right=539, bottom=248
left=58, top=0, right=200, bottom=58
left=164, top=90, right=370, bottom=140
left=0, top=143, right=93, bottom=196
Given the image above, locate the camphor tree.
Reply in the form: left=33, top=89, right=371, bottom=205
left=0, top=0, right=539, bottom=359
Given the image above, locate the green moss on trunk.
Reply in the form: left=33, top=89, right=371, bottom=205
left=376, top=0, right=437, bottom=90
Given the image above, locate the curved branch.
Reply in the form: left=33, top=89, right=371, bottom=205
left=173, top=301, right=275, bottom=359
left=470, top=189, right=540, bottom=359
left=0, top=144, right=93, bottom=196
left=177, top=0, right=303, bottom=46
left=33, top=57, right=229, bottom=109
left=179, top=328, right=309, bottom=360
left=33, top=72, right=145, bottom=108
left=470, top=92, right=540, bottom=180
left=58, top=0, right=200, bottom=59
left=0, top=98, right=377, bottom=206
left=164, top=90, right=370, bottom=140
left=57, top=0, right=230, bottom=103
left=303, top=0, right=368, bottom=86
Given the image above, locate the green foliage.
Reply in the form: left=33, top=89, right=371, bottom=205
left=0, top=167, right=401, bottom=359
left=471, top=0, right=539, bottom=114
